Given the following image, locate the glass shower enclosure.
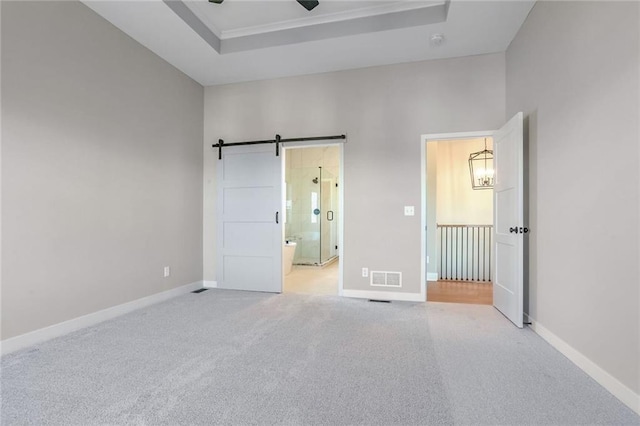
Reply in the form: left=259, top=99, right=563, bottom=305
left=285, top=166, right=338, bottom=266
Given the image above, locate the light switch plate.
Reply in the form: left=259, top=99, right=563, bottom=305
left=404, top=206, right=415, bottom=216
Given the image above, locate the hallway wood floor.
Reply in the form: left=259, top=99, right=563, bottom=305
left=427, top=280, right=493, bottom=305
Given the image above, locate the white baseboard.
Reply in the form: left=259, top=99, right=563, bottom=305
left=525, top=314, right=640, bottom=415
left=427, top=272, right=438, bottom=282
left=0, top=281, right=203, bottom=356
left=342, top=289, right=424, bottom=302
left=203, top=280, right=217, bottom=288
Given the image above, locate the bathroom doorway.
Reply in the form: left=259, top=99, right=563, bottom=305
left=423, top=135, right=494, bottom=305
left=282, top=144, right=342, bottom=296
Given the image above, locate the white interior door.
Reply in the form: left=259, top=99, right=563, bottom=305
left=493, top=112, right=524, bottom=327
left=217, top=144, right=282, bottom=293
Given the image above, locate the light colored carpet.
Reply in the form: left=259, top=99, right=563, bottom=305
left=1, top=290, right=638, bottom=425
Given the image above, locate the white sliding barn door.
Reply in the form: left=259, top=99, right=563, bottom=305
left=493, top=112, right=524, bottom=328
left=217, top=145, right=282, bottom=293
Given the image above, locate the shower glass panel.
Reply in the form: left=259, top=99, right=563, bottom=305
left=285, top=166, right=321, bottom=265
left=285, top=164, right=339, bottom=266
left=320, top=169, right=338, bottom=264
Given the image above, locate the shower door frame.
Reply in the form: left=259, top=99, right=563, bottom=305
left=281, top=142, right=345, bottom=296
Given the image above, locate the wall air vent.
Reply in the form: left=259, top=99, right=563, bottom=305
left=370, top=271, right=402, bottom=288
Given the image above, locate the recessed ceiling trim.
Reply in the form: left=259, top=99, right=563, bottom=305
left=169, top=0, right=448, bottom=55
left=163, top=0, right=221, bottom=52
left=220, top=1, right=446, bottom=39
left=221, top=3, right=447, bottom=53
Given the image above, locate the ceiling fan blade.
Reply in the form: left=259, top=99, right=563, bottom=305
left=208, top=0, right=223, bottom=3
left=296, top=0, right=319, bottom=11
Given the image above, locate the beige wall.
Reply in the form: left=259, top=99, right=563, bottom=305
left=1, top=1, right=204, bottom=339
left=507, top=1, right=639, bottom=394
left=435, top=138, right=493, bottom=225
left=204, top=53, right=506, bottom=295
left=425, top=142, right=438, bottom=277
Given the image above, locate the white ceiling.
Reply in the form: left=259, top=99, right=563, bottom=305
left=82, top=0, right=535, bottom=86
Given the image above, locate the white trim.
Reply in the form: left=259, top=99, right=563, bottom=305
left=427, top=272, right=439, bottom=281
left=420, top=138, right=427, bottom=301
left=203, top=280, right=218, bottom=288
left=0, top=281, right=203, bottom=356
left=422, top=130, right=495, bottom=141
left=342, top=289, right=423, bottom=302
left=338, top=142, right=345, bottom=297
left=525, top=314, right=640, bottom=415
left=221, top=2, right=446, bottom=39
left=420, top=130, right=495, bottom=302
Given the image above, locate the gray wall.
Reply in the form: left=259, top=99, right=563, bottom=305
left=506, top=1, right=639, bottom=393
left=1, top=1, right=204, bottom=339
left=204, top=53, right=505, bottom=294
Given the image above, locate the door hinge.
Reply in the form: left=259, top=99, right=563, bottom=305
left=510, top=226, right=530, bottom=234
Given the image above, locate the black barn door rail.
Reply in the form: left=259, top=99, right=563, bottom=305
left=213, top=134, right=346, bottom=159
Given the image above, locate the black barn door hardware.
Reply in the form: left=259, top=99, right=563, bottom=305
left=213, top=134, right=346, bottom=159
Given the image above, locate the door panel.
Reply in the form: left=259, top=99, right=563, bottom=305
left=223, top=256, right=274, bottom=292
left=222, top=187, right=273, bottom=220
left=493, top=112, right=524, bottom=328
left=217, top=145, right=282, bottom=293
left=223, top=223, right=273, bottom=254
left=223, top=151, right=274, bottom=181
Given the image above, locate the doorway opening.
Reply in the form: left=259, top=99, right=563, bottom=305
left=422, top=133, right=494, bottom=305
left=282, top=144, right=342, bottom=296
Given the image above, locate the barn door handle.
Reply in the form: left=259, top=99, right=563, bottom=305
left=276, top=212, right=279, bottom=224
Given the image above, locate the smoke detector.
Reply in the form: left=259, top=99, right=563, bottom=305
left=430, top=33, right=445, bottom=46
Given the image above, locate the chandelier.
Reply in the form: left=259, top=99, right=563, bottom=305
left=468, top=138, right=494, bottom=190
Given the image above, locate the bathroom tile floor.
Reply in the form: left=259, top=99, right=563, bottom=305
left=284, top=260, right=339, bottom=296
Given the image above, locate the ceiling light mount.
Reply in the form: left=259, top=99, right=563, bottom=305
left=430, top=33, right=445, bottom=46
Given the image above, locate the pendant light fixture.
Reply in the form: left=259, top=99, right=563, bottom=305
left=468, top=138, right=494, bottom=190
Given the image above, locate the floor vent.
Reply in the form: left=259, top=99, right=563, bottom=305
left=370, top=271, right=402, bottom=288
left=368, top=299, right=391, bottom=303
left=191, top=288, right=209, bottom=294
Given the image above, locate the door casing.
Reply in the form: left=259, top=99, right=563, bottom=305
left=282, top=142, right=345, bottom=295
left=420, top=130, right=496, bottom=303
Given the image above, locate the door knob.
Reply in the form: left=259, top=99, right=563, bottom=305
left=509, top=227, right=518, bottom=233
left=520, top=227, right=529, bottom=234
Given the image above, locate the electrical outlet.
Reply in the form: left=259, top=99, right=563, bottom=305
left=163, top=266, right=171, bottom=278
left=362, top=267, right=369, bottom=278
left=404, top=206, right=415, bottom=216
